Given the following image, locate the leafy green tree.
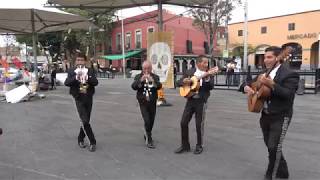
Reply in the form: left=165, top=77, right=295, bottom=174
left=190, top=0, right=241, bottom=62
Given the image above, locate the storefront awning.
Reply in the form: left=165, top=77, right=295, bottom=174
left=100, top=50, right=143, bottom=61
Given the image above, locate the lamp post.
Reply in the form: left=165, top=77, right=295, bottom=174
left=121, top=11, right=125, bottom=79
left=318, top=34, right=320, bottom=68
left=243, top=0, right=248, bottom=70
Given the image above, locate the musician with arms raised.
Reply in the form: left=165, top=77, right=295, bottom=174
left=65, top=53, right=98, bottom=152
left=175, top=55, right=218, bottom=155
left=131, top=61, right=162, bottom=149
left=244, top=46, right=299, bottom=180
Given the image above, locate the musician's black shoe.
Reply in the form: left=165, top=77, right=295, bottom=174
left=276, top=173, right=289, bottom=179
left=145, top=136, right=155, bottom=149
left=147, top=140, right=155, bottom=149
left=88, top=144, right=96, bottom=152
left=263, top=174, right=272, bottom=180
left=263, top=174, right=289, bottom=180
left=193, top=145, right=203, bottom=155
left=174, top=146, right=191, bottom=154
left=78, top=141, right=86, bottom=148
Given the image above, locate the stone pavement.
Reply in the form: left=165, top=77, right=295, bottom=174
left=0, top=78, right=320, bottom=180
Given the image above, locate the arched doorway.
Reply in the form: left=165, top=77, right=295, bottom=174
left=182, top=60, right=188, bottom=73
left=174, top=60, right=180, bottom=73
left=310, top=41, right=319, bottom=70
left=254, top=45, right=270, bottom=70
left=282, top=43, right=302, bottom=70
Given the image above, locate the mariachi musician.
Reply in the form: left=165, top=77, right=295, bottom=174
left=131, top=61, right=162, bottom=149
left=175, top=55, right=218, bottom=155
left=244, top=46, right=299, bottom=180
left=65, top=52, right=98, bottom=152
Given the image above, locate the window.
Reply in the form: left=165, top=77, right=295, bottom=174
left=147, top=26, right=154, bottom=33
left=116, top=33, right=121, bottom=51
left=238, top=30, right=243, bottom=36
left=288, top=23, right=295, bottom=31
left=125, top=32, right=131, bottom=49
left=261, top=26, right=267, bottom=34
left=135, top=29, right=142, bottom=49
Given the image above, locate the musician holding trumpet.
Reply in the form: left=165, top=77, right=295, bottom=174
left=65, top=53, right=98, bottom=152
left=131, top=61, right=162, bottom=149
left=175, top=55, right=218, bottom=155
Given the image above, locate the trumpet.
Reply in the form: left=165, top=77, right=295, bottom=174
left=75, top=65, right=89, bottom=94
left=143, top=74, right=154, bottom=101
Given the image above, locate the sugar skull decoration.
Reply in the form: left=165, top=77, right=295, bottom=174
left=149, top=42, right=172, bottom=83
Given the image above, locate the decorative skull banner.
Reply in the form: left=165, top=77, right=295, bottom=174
left=147, top=32, right=174, bottom=88
left=149, top=42, right=172, bottom=83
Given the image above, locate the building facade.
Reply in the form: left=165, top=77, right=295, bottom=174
left=97, top=10, right=225, bottom=73
left=228, top=10, right=320, bottom=70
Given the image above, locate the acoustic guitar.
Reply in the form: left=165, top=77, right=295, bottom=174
left=180, top=67, right=219, bottom=98
left=248, top=46, right=293, bottom=113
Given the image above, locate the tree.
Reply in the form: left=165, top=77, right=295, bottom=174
left=190, top=0, right=241, bottom=64
left=16, top=8, right=115, bottom=67
left=62, top=8, right=115, bottom=58
left=16, top=32, right=62, bottom=62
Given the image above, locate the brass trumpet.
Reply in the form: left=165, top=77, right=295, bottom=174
left=75, top=65, right=89, bottom=94
left=143, top=74, right=154, bottom=101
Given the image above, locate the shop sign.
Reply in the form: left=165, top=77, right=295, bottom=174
left=287, top=33, right=319, bottom=40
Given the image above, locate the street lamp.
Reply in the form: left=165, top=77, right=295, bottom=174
left=318, top=33, right=320, bottom=68
left=243, top=0, right=248, bottom=70
left=115, top=12, right=126, bottom=79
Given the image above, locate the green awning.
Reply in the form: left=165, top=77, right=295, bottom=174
left=100, top=50, right=142, bottom=60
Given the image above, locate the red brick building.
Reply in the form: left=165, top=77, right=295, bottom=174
left=97, top=10, right=226, bottom=73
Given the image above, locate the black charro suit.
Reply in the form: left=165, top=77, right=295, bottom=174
left=65, top=67, right=98, bottom=146
left=248, top=64, right=299, bottom=179
left=177, top=68, right=215, bottom=149
left=131, top=73, right=162, bottom=143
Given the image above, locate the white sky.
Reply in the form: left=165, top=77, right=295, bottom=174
left=1, top=0, right=320, bottom=46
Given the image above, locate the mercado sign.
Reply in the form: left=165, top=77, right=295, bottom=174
left=287, top=32, right=319, bottom=40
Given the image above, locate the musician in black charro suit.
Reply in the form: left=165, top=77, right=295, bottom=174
left=65, top=53, right=98, bottom=152
left=244, top=46, right=299, bottom=180
left=175, top=55, right=218, bottom=155
left=131, top=61, right=162, bottom=149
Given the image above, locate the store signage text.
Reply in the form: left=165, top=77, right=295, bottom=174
left=287, top=33, right=319, bottom=40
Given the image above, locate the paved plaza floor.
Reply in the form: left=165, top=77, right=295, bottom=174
left=0, top=78, right=320, bottom=180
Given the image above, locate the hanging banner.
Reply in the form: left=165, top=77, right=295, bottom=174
left=12, top=57, right=23, bottom=69
left=147, top=32, right=174, bottom=88
left=0, top=58, right=9, bottom=70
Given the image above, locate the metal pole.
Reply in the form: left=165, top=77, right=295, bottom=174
left=158, top=0, right=163, bottom=31
left=243, top=0, right=248, bottom=70
left=225, top=0, right=229, bottom=56
left=121, top=11, right=126, bottom=79
left=318, top=34, right=320, bottom=68
left=5, top=33, right=8, bottom=57
left=31, top=9, right=38, bottom=81
left=93, top=29, right=96, bottom=64
left=25, top=43, right=30, bottom=69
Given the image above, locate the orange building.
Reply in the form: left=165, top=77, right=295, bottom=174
left=228, top=10, right=320, bottom=70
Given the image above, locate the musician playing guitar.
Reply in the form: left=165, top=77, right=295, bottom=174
left=244, top=46, right=299, bottom=180
left=175, top=55, right=218, bottom=155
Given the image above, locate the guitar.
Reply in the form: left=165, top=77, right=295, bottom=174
left=247, top=46, right=293, bottom=113
left=179, top=67, right=219, bottom=98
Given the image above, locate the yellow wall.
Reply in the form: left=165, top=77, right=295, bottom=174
left=229, top=10, right=320, bottom=69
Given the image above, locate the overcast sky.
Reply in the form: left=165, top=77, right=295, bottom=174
left=1, top=0, right=320, bottom=46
